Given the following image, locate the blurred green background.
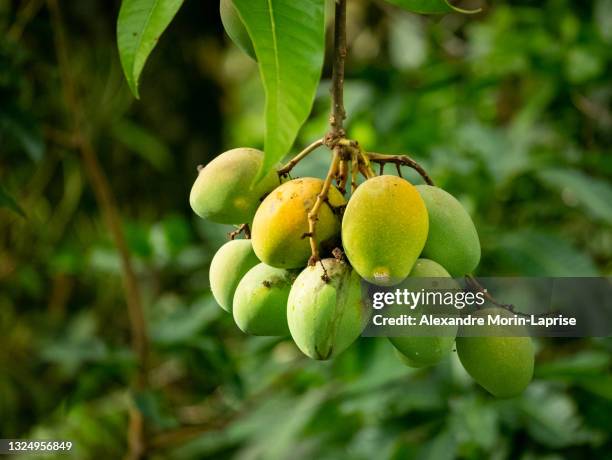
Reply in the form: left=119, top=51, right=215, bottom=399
left=1, top=0, right=611, bottom=458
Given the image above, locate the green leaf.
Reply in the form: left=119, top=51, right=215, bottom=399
left=220, top=0, right=257, bottom=60
left=538, top=168, right=612, bottom=225
left=233, top=0, right=326, bottom=180
left=385, top=0, right=482, bottom=15
left=117, top=0, right=184, bottom=99
left=536, top=351, right=611, bottom=380
left=493, top=230, right=598, bottom=276
left=521, top=383, right=601, bottom=448
left=0, top=183, right=25, bottom=217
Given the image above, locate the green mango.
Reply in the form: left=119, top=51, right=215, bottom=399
left=287, top=259, right=369, bottom=360
left=457, top=307, right=535, bottom=398
left=416, top=185, right=480, bottom=276
left=209, top=239, right=260, bottom=312
left=232, top=263, right=294, bottom=336
left=190, top=148, right=278, bottom=224
left=251, top=178, right=346, bottom=269
left=342, top=175, right=429, bottom=286
left=219, top=0, right=257, bottom=60
left=389, top=259, right=457, bottom=368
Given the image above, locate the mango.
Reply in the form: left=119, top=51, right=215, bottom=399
left=251, top=178, right=346, bottom=269
left=287, top=259, right=369, bottom=360
left=190, top=148, right=278, bottom=224
left=219, top=0, right=256, bottom=60
left=342, top=175, right=429, bottom=286
left=209, top=239, right=260, bottom=312
left=407, top=258, right=451, bottom=278
left=389, top=259, right=457, bottom=367
left=456, top=308, right=535, bottom=398
left=416, top=185, right=480, bottom=276
left=232, top=263, right=293, bottom=336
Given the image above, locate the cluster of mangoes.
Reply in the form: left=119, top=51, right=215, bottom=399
left=190, top=147, right=534, bottom=398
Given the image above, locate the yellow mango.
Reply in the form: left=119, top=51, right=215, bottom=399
left=251, top=178, right=346, bottom=268
left=342, top=175, right=429, bottom=286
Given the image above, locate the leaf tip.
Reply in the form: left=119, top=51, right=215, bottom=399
left=127, top=79, right=141, bottom=100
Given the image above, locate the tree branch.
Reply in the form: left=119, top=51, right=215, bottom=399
left=47, top=1, right=149, bottom=458
left=329, top=0, right=347, bottom=137
left=366, top=152, right=435, bottom=185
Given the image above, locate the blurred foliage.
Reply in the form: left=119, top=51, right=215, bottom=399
left=0, top=0, right=611, bottom=459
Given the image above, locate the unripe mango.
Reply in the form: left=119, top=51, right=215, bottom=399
left=209, top=239, right=260, bottom=312
left=251, top=178, right=346, bottom=269
left=220, top=0, right=256, bottom=60
left=416, top=185, right=480, bottom=276
left=232, top=263, right=293, bottom=336
left=287, top=259, right=369, bottom=360
left=456, top=308, right=535, bottom=398
left=389, top=259, right=457, bottom=367
left=342, top=175, right=429, bottom=286
left=190, top=148, right=278, bottom=224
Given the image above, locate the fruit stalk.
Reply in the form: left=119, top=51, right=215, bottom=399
left=307, top=148, right=341, bottom=265
left=465, top=275, right=559, bottom=318
left=228, top=223, right=251, bottom=240
left=351, top=149, right=359, bottom=193
left=336, top=154, right=349, bottom=194
left=366, top=152, right=435, bottom=185
left=277, top=138, right=325, bottom=177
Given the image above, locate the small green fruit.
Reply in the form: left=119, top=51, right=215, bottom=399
left=456, top=308, right=535, bottom=398
left=219, top=0, right=256, bottom=60
left=416, top=185, right=480, bottom=276
left=251, top=178, right=346, bottom=269
left=389, top=259, right=457, bottom=368
left=190, top=148, right=278, bottom=224
left=233, top=263, right=294, bottom=336
left=287, top=259, right=369, bottom=360
left=209, top=239, right=260, bottom=312
left=342, top=175, right=429, bottom=286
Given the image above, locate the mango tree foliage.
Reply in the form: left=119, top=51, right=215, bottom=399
left=117, top=0, right=184, bottom=98
left=232, top=0, right=326, bottom=180
left=385, top=0, right=482, bottom=14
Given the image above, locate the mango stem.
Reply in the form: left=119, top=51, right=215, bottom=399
left=277, top=138, right=325, bottom=178
left=307, top=148, right=341, bottom=265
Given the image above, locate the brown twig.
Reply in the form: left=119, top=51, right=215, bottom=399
left=350, top=148, right=359, bottom=193
left=329, top=0, right=347, bottom=138
left=228, top=223, right=251, bottom=240
left=465, top=275, right=559, bottom=318
left=336, top=156, right=349, bottom=195
left=47, top=1, right=149, bottom=458
left=356, top=147, right=376, bottom=179
left=307, top=148, right=341, bottom=265
left=277, top=138, right=325, bottom=177
left=366, top=152, right=435, bottom=185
